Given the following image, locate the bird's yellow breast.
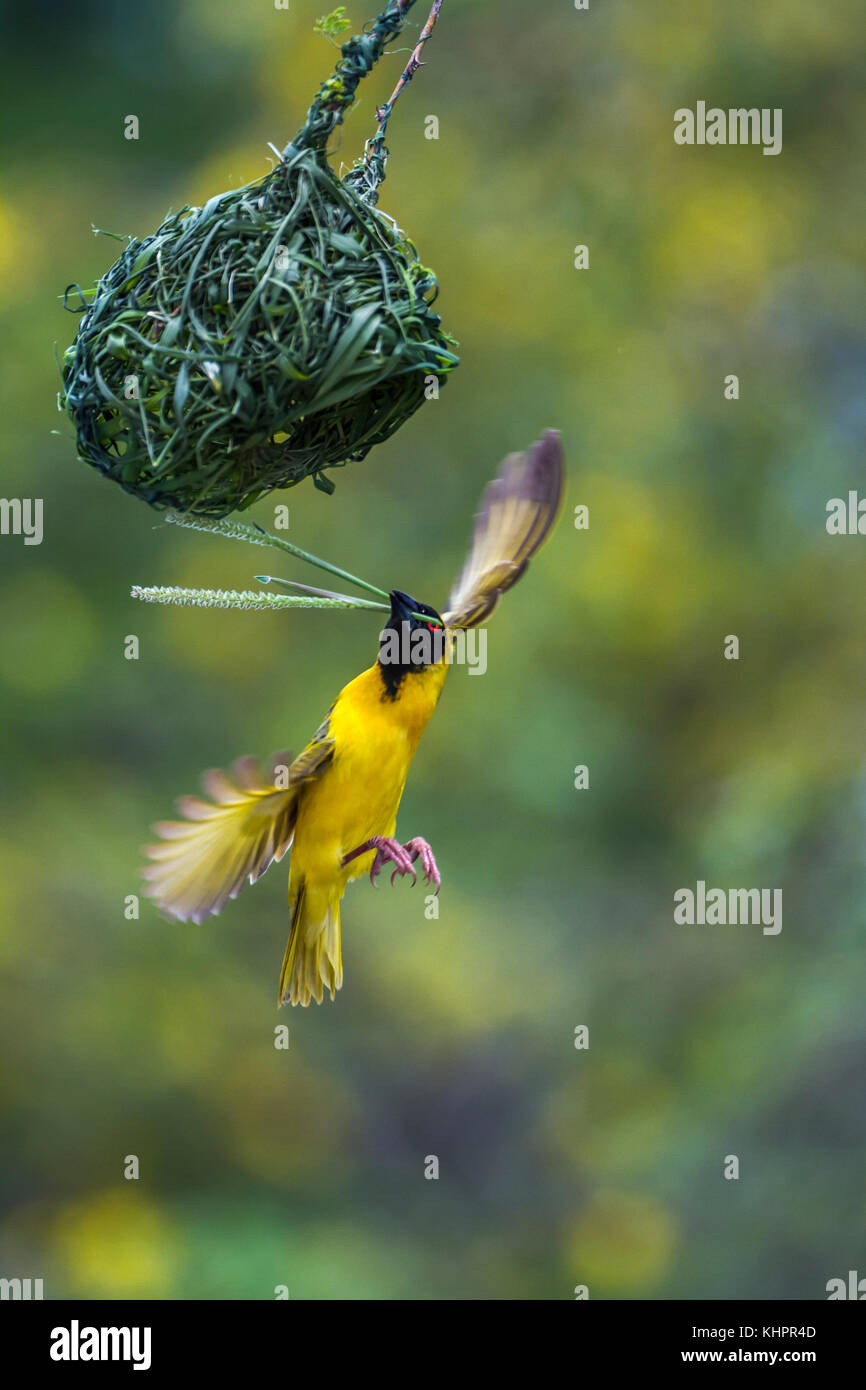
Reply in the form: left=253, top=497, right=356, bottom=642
left=291, top=657, right=449, bottom=884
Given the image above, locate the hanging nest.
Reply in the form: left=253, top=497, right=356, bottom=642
left=60, top=0, right=458, bottom=516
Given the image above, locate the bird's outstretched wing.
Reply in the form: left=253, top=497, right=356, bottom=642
left=442, top=430, right=564, bottom=629
left=142, top=727, right=334, bottom=923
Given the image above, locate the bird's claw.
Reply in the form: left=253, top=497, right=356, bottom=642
left=403, top=837, right=441, bottom=894
left=389, top=860, right=416, bottom=888
left=342, top=835, right=440, bottom=892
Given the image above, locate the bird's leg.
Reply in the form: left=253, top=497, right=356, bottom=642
left=402, top=837, right=441, bottom=894
left=342, top=836, right=417, bottom=887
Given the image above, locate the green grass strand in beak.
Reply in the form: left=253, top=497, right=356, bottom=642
left=164, top=511, right=389, bottom=600
left=256, top=575, right=435, bottom=625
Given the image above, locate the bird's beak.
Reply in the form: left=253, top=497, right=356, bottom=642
left=389, top=589, right=416, bottom=623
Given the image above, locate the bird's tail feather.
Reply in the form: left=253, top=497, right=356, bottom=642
left=279, top=878, right=343, bottom=1007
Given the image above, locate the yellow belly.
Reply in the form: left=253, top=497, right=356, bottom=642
left=291, top=657, right=449, bottom=890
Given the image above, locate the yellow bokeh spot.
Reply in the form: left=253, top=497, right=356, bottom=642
left=567, top=1189, right=677, bottom=1293
left=569, top=474, right=726, bottom=651
left=54, top=1190, right=182, bottom=1298
left=654, top=176, right=790, bottom=306
left=0, top=196, right=32, bottom=286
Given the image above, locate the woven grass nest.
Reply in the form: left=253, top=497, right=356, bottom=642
left=60, top=1, right=458, bottom=516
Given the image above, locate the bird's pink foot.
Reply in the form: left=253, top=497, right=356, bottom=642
left=342, top=836, right=417, bottom=887
left=403, top=837, right=441, bottom=894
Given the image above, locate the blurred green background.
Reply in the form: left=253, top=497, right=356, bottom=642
left=1, top=0, right=865, bottom=1300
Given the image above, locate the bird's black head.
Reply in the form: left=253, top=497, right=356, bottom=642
left=378, top=589, right=446, bottom=698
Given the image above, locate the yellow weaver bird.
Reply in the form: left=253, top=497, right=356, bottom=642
left=142, top=431, right=563, bottom=1005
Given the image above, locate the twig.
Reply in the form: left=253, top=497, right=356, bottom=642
left=367, top=0, right=444, bottom=160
